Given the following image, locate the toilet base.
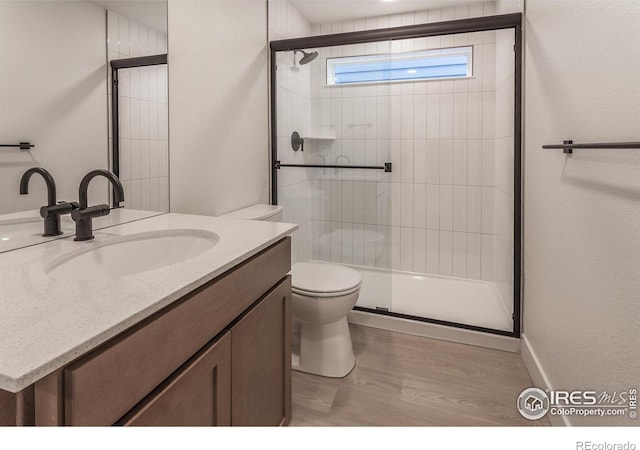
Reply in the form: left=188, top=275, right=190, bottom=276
left=292, top=317, right=355, bottom=378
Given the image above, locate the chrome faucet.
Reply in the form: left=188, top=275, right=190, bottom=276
left=19, top=167, right=78, bottom=237
left=71, top=169, right=125, bottom=241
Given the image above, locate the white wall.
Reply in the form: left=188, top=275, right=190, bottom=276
left=107, top=11, right=169, bottom=213
left=168, top=0, right=269, bottom=216
left=269, top=0, right=311, bottom=41
left=0, top=1, right=109, bottom=214
left=523, top=0, right=640, bottom=426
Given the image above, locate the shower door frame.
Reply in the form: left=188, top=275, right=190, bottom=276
left=110, top=54, right=168, bottom=205
left=269, top=13, right=523, bottom=338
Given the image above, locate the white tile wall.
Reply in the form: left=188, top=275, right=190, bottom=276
left=108, top=12, right=169, bottom=212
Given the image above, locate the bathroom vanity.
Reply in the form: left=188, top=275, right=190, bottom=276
left=0, top=214, right=296, bottom=426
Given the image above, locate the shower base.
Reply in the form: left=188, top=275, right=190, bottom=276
left=337, top=264, right=518, bottom=351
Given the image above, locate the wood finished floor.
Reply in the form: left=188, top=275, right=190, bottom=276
left=291, top=324, right=550, bottom=426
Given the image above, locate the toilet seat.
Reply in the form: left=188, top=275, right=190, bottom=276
left=291, top=262, right=362, bottom=297
left=292, top=284, right=361, bottom=298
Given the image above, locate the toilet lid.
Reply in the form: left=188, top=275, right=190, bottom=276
left=220, top=204, right=282, bottom=220
left=291, top=262, right=361, bottom=294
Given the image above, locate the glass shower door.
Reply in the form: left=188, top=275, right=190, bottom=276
left=385, top=28, right=517, bottom=332
left=271, top=12, right=522, bottom=337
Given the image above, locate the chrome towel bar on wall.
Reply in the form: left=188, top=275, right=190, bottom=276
left=542, top=140, right=640, bottom=154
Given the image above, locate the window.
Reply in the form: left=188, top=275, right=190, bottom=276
left=326, top=46, right=473, bottom=86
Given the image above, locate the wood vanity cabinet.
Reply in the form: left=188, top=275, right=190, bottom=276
left=230, top=278, right=291, bottom=426
left=1, top=237, right=291, bottom=427
left=119, top=278, right=292, bottom=427
left=119, top=331, right=233, bottom=426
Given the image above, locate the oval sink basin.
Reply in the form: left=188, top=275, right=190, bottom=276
left=46, top=229, right=219, bottom=281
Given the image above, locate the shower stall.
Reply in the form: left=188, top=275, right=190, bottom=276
left=270, top=13, right=522, bottom=340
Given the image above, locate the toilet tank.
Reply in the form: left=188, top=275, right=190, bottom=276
left=219, top=204, right=283, bottom=222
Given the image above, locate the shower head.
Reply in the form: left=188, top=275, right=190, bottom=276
left=295, top=49, right=318, bottom=65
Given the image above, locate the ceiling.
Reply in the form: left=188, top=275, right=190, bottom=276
left=89, top=0, right=167, bottom=33
left=87, top=1, right=485, bottom=35
left=290, top=0, right=485, bottom=24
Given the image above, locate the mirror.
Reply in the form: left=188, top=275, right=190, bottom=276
left=0, top=0, right=168, bottom=253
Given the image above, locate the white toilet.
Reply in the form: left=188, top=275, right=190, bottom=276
left=220, top=204, right=361, bottom=378
left=290, top=262, right=361, bottom=377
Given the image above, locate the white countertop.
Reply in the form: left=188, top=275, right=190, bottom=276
left=0, top=213, right=297, bottom=392
left=0, top=208, right=165, bottom=254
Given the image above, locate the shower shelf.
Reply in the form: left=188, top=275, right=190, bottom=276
left=301, top=135, right=335, bottom=140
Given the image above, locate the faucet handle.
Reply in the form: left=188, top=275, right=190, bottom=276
left=37, top=201, right=79, bottom=237
left=71, top=204, right=110, bottom=222
left=39, top=201, right=79, bottom=219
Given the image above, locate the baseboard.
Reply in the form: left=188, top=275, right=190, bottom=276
left=348, top=310, right=520, bottom=353
left=521, top=333, right=570, bottom=427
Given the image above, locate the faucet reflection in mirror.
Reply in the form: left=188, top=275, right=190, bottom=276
left=71, top=170, right=125, bottom=241
left=19, top=167, right=78, bottom=237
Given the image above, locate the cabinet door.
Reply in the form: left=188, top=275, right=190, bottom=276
left=231, top=277, right=291, bottom=426
left=120, top=331, right=231, bottom=426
